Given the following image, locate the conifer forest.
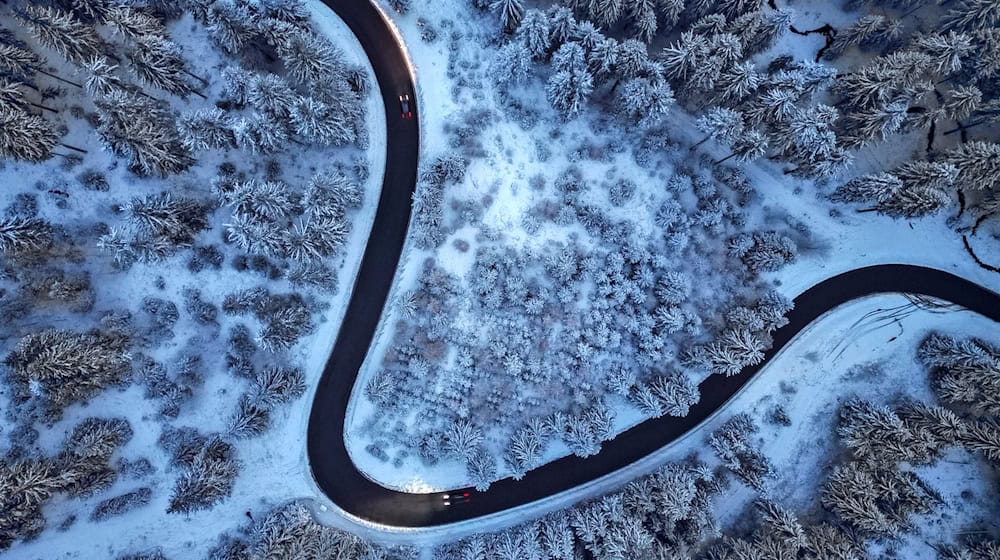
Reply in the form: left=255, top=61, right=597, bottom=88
left=0, top=0, right=998, bottom=558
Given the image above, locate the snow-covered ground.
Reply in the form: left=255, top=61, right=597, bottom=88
left=3, top=2, right=385, bottom=557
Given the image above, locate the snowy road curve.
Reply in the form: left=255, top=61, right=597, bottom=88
left=305, top=1, right=1000, bottom=529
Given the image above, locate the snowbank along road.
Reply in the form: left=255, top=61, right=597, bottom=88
left=306, top=0, right=1000, bottom=528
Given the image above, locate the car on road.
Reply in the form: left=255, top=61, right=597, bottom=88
left=399, top=94, right=413, bottom=119
left=442, top=492, right=470, bottom=506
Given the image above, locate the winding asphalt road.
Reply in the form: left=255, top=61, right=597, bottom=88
left=306, top=1, right=1000, bottom=528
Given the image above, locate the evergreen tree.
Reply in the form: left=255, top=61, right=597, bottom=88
left=546, top=66, right=593, bottom=118
left=913, top=32, right=975, bottom=76
left=693, top=106, right=744, bottom=148
left=205, top=0, right=257, bottom=54
left=942, top=0, right=1000, bottom=32
left=82, top=57, right=132, bottom=97
left=5, top=329, right=131, bottom=418
left=127, top=38, right=198, bottom=98
left=232, top=114, right=289, bottom=154
left=105, top=5, right=168, bottom=42
left=166, top=438, right=238, bottom=513
left=177, top=107, right=237, bottom=152
left=289, top=96, right=355, bottom=146
left=466, top=448, right=497, bottom=491
left=840, top=100, right=908, bottom=148
left=516, top=9, right=551, bottom=59
left=95, top=92, right=195, bottom=176
left=660, top=31, right=708, bottom=81
left=493, top=41, right=533, bottom=85
left=0, top=44, right=45, bottom=81
left=491, top=0, right=525, bottom=32
left=70, top=0, right=115, bottom=22
left=629, top=0, right=659, bottom=42
left=0, top=217, right=53, bottom=257
left=618, top=74, right=675, bottom=127
left=547, top=6, right=578, bottom=46
left=0, top=108, right=60, bottom=162
left=305, top=171, right=363, bottom=216
left=587, top=37, right=619, bottom=77
left=946, top=141, right=1000, bottom=193
left=713, top=61, right=761, bottom=103
left=247, top=73, right=298, bottom=119
left=825, top=15, right=890, bottom=59
left=16, top=5, right=104, bottom=64
left=275, top=30, right=347, bottom=87
left=942, top=85, right=982, bottom=121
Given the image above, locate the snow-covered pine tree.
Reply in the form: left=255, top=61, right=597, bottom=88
left=629, top=0, right=659, bottom=43
left=232, top=114, right=289, bottom=154
left=70, top=0, right=115, bottom=23
left=226, top=179, right=294, bottom=221
left=259, top=0, right=309, bottom=23
left=256, top=302, right=312, bottom=351
left=942, top=85, right=982, bottom=122
left=0, top=108, right=60, bottom=162
left=618, top=73, right=675, bottom=127
left=94, top=91, right=195, bottom=176
left=945, top=141, right=1000, bottom=193
left=572, top=21, right=604, bottom=53
left=840, top=100, right=909, bottom=149
left=546, top=66, right=594, bottom=118
left=82, top=57, right=132, bottom=97
left=289, top=96, right=355, bottom=146
left=718, top=128, right=769, bottom=164
left=0, top=43, right=45, bottom=82
left=205, top=0, right=257, bottom=54
left=127, top=38, right=198, bottom=98
left=105, top=5, right=168, bottom=42
left=304, top=171, right=362, bottom=217
left=547, top=6, right=578, bottom=46
left=959, top=420, right=1000, bottom=461
left=0, top=217, right=53, bottom=257
left=491, top=0, right=525, bottom=32
left=659, top=31, right=708, bottom=81
left=228, top=394, right=271, bottom=438
left=493, top=41, right=532, bottom=85
left=5, top=329, right=131, bottom=418
left=177, top=107, right=236, bottom=152
left=942, top=0, right=1000, bottom=33
left=275, top=30, right=347, bottom=87
left=693, top=106, right=745, bottom=148
left=825, top=15, right=889, bottom=59
left=246, top=73, right=298, bottom=119
left=832, top=172, right=903, bottom=205
left=15, top=5, right=104, bottom=64
left=466, top=448, right=497, bottom=491
left=516, top=9, right=551, bottom=59
left=713, top=60, right=761, bottom=104
left=913, top=32, right=975, bottom=76
left=0, top=79, right=54, bottom=115
left=221, top=66, right=256, bottom=106
left=124, top=192, right=209, bottom=246
left=166, top=438, right=238, bottom=513
left=587, top=36, right=619, bottom=77
left=225, top=212, right=283, bottom=256
left=280, top=217, right=349, bottom=261
left=615, top=39, right=650, bottom=79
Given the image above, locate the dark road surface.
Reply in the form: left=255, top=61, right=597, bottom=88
left=306, top=2, right=1000, bottom=528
